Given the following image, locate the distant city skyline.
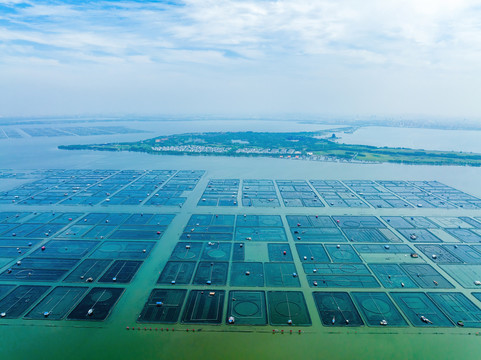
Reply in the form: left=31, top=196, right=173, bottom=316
left=1, top=0, right=481, bottom=118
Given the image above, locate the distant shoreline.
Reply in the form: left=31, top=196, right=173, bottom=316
left=2, top=115, right=481, bottom=132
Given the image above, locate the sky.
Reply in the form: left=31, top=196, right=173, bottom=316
left=1, top=0, right=481, bottom=118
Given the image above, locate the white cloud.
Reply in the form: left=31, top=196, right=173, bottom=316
left=0, top=0, right=480, bottom=68
left=1, top=0, right=481, bottom=116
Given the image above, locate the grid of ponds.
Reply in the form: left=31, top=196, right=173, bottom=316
left=0, top=170, right=42, bottom=179
left=146, top=210, right=481, bottom=327
left=17, top=126, right=145, bottom=138
left=287, top=215, right=346, bottom=243
left=164, top=215, right=295, bottom=289
left=275, top=180, right=324, bottom=207
left=410, top=181, right=481, bottom=209
left=198, top=179, right=239, bottom=206
left=345, top=180, right=481, bottom=210
left=343, top=180, right=412, bottom=209
left=377, top=181, right=456, bottom=209
left=0, top=210, right=175, bottom=321
left=146, top=170, right=205, bottom=206
left=2, top=174, right=481, bottom=331
left=309, top=180, right=368, bottom=208
left=0, top=169, right=204, bottom=207
left=0, top=129, right=22, bottom=139
left=242, top=180, right=280, bottom=207
left=5, top=174, right=476, bottom=210
left=0, top=170, right=116, bottom=205
left=92, top=170, right=176, bottom=206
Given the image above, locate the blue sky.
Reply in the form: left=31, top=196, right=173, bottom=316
left=1, top=0, right=481, bottom=117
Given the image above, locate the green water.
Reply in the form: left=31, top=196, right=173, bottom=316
left=3, top=325, right=480, bottom=360
left=1, top=129, right=481, bottom=360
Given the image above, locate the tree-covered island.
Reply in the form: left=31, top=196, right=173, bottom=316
left=58, top=131, right=481, bottom=167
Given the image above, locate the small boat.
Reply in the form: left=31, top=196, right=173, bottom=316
left=420, top=316, right=432, bottom=324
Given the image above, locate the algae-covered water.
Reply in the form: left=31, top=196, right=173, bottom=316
left=1, top=121, right=481, bottom=360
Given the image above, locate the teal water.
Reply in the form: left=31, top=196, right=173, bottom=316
left=1, top=120, right=481, bottom=360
